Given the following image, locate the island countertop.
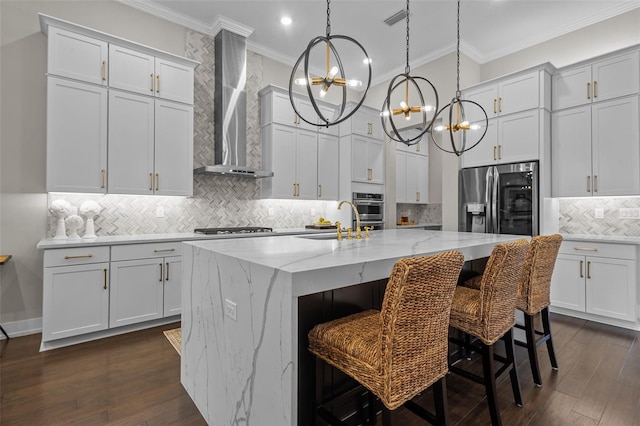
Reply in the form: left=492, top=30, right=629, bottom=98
left=181, top=229, right=526, bottom=425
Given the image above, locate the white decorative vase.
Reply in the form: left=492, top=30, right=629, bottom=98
left=65, top=215, right=83, bottom=240
left=53, top=218, right=67, bottom=239
left=84, top=216, right=97, bottom=239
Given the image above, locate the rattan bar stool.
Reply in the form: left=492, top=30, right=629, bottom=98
left=448, top=239, right=529, bottom=426
left=308, top=251, right=465, bottom=425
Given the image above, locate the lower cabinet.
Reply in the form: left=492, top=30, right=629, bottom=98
left=42, top=246, right=110, bottom=341
left=110, top=242, right=182, bottom=327
left=550, top=241, right=637, bottom=324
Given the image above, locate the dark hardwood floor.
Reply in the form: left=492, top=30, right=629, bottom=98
left=1, top=314, right=640, bottom=425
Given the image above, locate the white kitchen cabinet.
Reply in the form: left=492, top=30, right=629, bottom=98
left=461, top=110, right=540, bottom=168
left=261, top=87, right=318, bottom=131
left=108, top=92, right=193, bottom=196
left=46, top=76, right=108, bottom=193
left=47, top=26, right=108, bottom=86
left=552, top=96, right=640, bottom=197
left=110, top=243, right=182, bottom=328
left=261, top=124, right=318, bottom=199
left=340, top=103, right=384, bottom=139
left=42, top=247, right=110, bottom=341
left=551, top=241, right=637, bottom=324
left=351, top=134, right=384, bottom=184
left=552, top=50, right=639, bottom=111
left=396, top=130, right=428, bottom=204
left=317, top=133, right=340, bottom=200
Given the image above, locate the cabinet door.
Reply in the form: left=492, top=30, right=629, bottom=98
left=592, top=51, right=640, bottom=103
left=551, top=106, right=592, bottom=197
left=46, top=77, right=107, bottom=193
left=108, top=44, right=155, bottom=96
left=317, top=133, right=340, bottom=200
left=367, top=138, right=384, bottom=184
left=42, top=263, right=109, bottom=341
left=351, top=135, right=370, bottom=183
left=592, top=96, right=640, bottom=196
left=317, top=104, right=339, bottom=136
left=552, top=65, right=592, bottom=110
left=154, top=100, right=194, bottom=196
left=108, top=90, right=155, bottom=195
left=586, top=257, right=636, bottom=322
left=155, top=58, right=195, bottom=105
left=352, top=107, right=383, bottom=138
left=463, top=84, right=498, bottom=121
left=550, top=254, right=586, bottom=312
left=267, top=125, right=297, bottom=198
left=460, top=119, right=498, bottom=168
left=416, top=154, right=429, bottom=204
left=498, top=110, right=539, bottom=164
left=110, top=259, right=164, bottom=327
left=405, top=153, right=420, bottom=203
left=163, top=256, right=182, bottom=317
left=47, top=27, right=108, bottom=85
left=269, top=90, right=299, bottom=126
left=296, top=128, right=318, bottom=200
left=395, top=150, right=407, bottom=203
left=499, top=71, right=540, bottom=115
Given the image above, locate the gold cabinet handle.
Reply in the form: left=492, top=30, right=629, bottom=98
left=102, top=61, right=106, bottom=81
left=587, top=176, right=591, bottom=192
left=367, top=168, right=373, bottom=181
left=101, top=169, right=106, bottom=189
left=493, top=146, right=497, bottom=161
left=156, top=75, right=160, bottom=93
left=498, top=145, right=502, bottom=160
left=580, top=260, right=584, bottom=278
left=587, top=261, right=591, bottom=279
left=416, top=192, right=420, bottom=202
left=587, top=82, right=591, bottom=100
left=103, top=268, right=108, bottom=289
left=165, top=262, right=170, bottom=281
left=159, top=263, right=163, bottom=282
left=64, top=254, right=94, bottom=259
left=150, top=73, right=154, bottom=92
left=149, top=173, right=153, bottom=191
left=498, top=97, right=502, bottom=113
left=416, top=143, right=420, bottom=152
left=318, top=184, right=322, bottom=198
left=493, top=99, right=497, bottom=114
left=593, top=81, right=597, bottom=98
left=153, top=248, right=176, bottom=253
left=574, top=247, right=598, bottom=252
left=155, top=173, right=159, bottom=191
left=293, top=183, right=297, bottom=197
left=593, top=175, right=598, bottom=192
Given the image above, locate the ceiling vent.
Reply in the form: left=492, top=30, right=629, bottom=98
left=384, top=9, right=408, bottom=26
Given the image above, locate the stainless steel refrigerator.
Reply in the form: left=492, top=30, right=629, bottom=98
left=459, top=161, right=538, bottom=236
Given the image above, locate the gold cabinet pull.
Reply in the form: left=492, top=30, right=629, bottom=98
left=593, top=81, right=597, bottom=98
left=498, top=97, right=502, bottom=113
left=155, top=173, right=159, bottom=191
left=293, top=183, right=297, bottom=197
left=64, top=254, right=94, bottom=259
left=593, top=175, right=598, bottom=192
left=587, top=261, right=591, bottom=279
left=416, top=192, right=420, bottom=202
left=150, top=73, right=154, bottom=91
left=156, top=75, right=160, bottom=93
left=101, top=169, right=106, bottom=188
left=580, top=260, right=584, bottom=278
left=498, top=145, right=502, bottom=160
left=493, top=146, right=497, bottom=161
left=165, top=262, right=170, bottom=281
left=149, top=173, right=153, bottom=191
left=574, top=247, right=597, bottom=252
left=587, top=176, right=591, bottom=192
left=318, top=184, right=322, bottom=198
left=367, top=168, right=373, bottom=181
left=587, top=82, right=591, bottom=100
left=159, top=263, right=163, bottom=282
left=103, top=268, right=108, bottom=289
left=153, top=248, right=176, bottom=253
left=493, top=99, right=497, bottom=114
left=102, top=61, right=106, bottom=81
left=416, top=143, right=420, bottom=152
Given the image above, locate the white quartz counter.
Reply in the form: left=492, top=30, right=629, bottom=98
left=561, top=234, right=640, bottom=245
left=181, top=230, right=525, bottom=425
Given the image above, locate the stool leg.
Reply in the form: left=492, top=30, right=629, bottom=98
left=381, top=405, right=394, bottom=426
left=481, top=342, right=501, bottom=426
left=367, top=391, right=377, bottom=425
left=541, top=307, right=558, bottom=370
left=504, top=329, right=523, bottom=407
left=0, top=325, right=8, bottom=340
left=524, top=313, right=542, bottom=386
left=433, top=376, right=450, bottom=426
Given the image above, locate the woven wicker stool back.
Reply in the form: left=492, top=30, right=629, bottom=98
left=517, top=234, right=563, bottom=315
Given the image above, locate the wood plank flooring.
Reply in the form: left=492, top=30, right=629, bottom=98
left=1, top=314, right=640, bottom=425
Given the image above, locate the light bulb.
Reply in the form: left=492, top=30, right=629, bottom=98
left=328, top=66, right=339, bottom=79
left=346, top=79, right=363, bottom=88
left=461, top=120, right=470, bottom=127
left=294, top=77, right=311, bottom=86
left=380, top=110, right=391, bottom=117
left=470, top=124, right=481, bottom=130
left=363, top=57, right=372, bottom=64
left=319, top=87, right=328, bottom=97
left=422, top=105, right=434, bottom=112
left=434, top=125, right=445, bottom=132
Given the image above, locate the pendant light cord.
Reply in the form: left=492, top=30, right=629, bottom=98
left=326, top=0, right=331, bottom=37
left=455, top=0, right=461, bottom=98
left=405, top=0, right=410, bottom=74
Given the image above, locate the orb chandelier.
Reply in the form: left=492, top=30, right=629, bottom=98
left=430, top=0, right=488, bottom=156
left=380, top=0, right=439, bottom=146
left=288, top=0, right=372, bottom=127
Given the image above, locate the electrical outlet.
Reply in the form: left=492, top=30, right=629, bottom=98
left=224, top=299, right=237, bottom=321
left=268, top=207, right=274, bottom=216
left=619, top=208, right=640, bottom=219
left=310, top=208, right=316, bottom=216
left=155, top=206, right=165, bottom=218
left=594, top=208, right=604, bottom=219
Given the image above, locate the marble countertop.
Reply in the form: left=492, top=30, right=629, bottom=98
left=561, top=234, right=640, bottom=245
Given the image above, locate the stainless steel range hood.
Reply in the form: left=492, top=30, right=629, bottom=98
left=194, top=29, right=272, bottom=178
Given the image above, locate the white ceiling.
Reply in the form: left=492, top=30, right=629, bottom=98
left=121, top=1, right=639, bottom=85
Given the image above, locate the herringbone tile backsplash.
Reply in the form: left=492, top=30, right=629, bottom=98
left=558, top=197, right=640, bottom=236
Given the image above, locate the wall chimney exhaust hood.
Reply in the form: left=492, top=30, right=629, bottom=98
left=194, top=24, right=272, bottom=178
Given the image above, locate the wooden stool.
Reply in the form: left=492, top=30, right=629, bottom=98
left=449, top=239, right=529, bottom=426
left=308, top=251, right=465, bottom=425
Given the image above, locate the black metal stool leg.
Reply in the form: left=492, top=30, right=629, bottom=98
left=481, top=342, right=501, bottom=426
left=541, top=307, right=558, bottom=370
left=0, top=324, right=9, bottom=340
left=524, top=313, right=542, bottom=386
left=504, top=329, right=523, bottom=407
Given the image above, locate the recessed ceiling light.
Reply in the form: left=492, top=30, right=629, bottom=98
left=281, top=16, right=292, bottom=26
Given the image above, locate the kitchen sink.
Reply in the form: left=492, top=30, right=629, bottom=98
left=296, top=234, right=338, bottom=240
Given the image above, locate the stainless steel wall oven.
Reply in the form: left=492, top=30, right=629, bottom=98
left=353, top=192, right=384, bottom=230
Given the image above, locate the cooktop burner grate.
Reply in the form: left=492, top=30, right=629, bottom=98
left=194, top=227, right=273, bottom=235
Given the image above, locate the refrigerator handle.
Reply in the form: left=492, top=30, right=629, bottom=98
left=491, top=167, right=500, bottom=234
left=485, top=167, right=493, bottom=233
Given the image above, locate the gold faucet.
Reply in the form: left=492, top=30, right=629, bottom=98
left=335, top=221, right=342, bottom=241
left=338, top=200, right=361, bottom=239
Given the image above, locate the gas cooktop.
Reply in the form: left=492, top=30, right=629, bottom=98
left=194, top=227, right=273, bottom=235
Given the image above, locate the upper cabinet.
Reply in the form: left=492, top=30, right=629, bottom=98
left=461, top=65, right=553, bottom=169
left=40, top=14, right=198, bottom=196
left=339, top=104, right=384, bottom=139
left=552, top=51, right=639, bottom=111
left=396, top=129, right=429, bottom=204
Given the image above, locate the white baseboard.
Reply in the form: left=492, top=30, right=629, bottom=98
left=0, top=317, right=43, bottom=339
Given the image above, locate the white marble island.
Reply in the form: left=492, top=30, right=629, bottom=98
left=181, top=229, right=525, bottom=426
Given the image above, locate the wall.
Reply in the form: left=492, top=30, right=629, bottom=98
left=558, top=198, right=640, bottom=237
